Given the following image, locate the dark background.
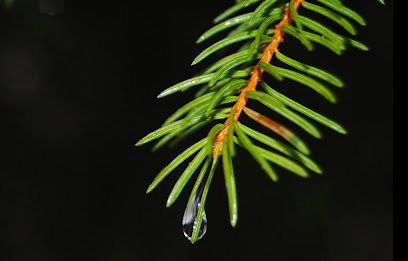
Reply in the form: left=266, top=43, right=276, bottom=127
left=1, top=0, right=393, bottom=260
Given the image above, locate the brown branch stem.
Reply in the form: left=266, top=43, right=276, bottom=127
left=212, top=0, right=304, bottom=157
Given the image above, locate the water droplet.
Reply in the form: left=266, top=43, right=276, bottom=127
left=182, top=186, right=207, bottom=241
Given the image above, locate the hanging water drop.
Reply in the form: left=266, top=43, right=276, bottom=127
left=182, top=186, right=207, bottom=241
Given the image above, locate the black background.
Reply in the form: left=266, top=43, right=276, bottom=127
left=1, top=0, right=393, bottom=260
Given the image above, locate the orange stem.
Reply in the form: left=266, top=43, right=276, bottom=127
left=212, top=0, right=304, bottom=157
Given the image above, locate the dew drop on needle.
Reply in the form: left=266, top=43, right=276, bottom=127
left=182, top=186, right=207, bottom=241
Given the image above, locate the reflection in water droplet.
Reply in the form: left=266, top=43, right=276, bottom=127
left=182, top=186, right=207, bottom=241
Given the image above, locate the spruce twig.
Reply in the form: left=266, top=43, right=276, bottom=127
left=136, top=0, right=376, bottom=242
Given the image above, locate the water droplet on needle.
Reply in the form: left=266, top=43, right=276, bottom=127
left=182, top=185, right=207, bottom=241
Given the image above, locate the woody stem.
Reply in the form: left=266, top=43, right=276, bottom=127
left=212, top=0, right=304, bottom=157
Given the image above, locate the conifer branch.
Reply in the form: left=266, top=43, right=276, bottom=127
left=135, top=0, right=377, bottom=242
